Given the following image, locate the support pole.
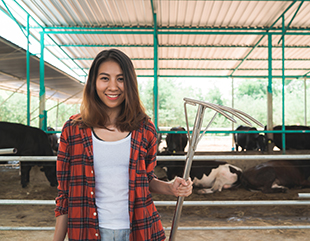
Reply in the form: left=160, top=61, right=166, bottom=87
left=281, top=15, right=286, bottom=154
left=304, top=77, right=307, bottom=125
left=39, top=32, right=46, bottom=130
left=152, top=2, right=159, bottom=129
left=267, top=33, right=274, bottom=153
left=231, top=78, right=235, bottom=151
left=26, top=14, right=30, bottom=126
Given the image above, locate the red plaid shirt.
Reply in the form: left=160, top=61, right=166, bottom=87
left=55, top=115, right=166, bottom=241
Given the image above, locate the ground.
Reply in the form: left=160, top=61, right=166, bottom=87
left=1, top=136, right=310, bottom=240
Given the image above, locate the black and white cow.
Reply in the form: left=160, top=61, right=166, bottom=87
left=156, top=128, right=162, bottom=154
left=234, top=125, right=267, bottom=152
left=0, top=121, right=57, bottom=188
left=273, top=125, right=310, bottom=150
left=163, top=126, right=188, bottom=154
left=241, top=160, right=310, bottom=193
left=157, top=160, right=242, bottom=194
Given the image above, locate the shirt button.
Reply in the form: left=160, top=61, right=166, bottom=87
left=93, top=212, right=97, bottom=216
left=91, top=191, right=94, bottom=195
left=95, top=233, right=99, bottom=237
left=91, top=170, right=94, bottom=174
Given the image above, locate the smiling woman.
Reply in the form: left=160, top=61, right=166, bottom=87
left=52, top=49, right=193, bottom=241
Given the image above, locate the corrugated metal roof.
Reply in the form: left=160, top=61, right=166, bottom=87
left=0, top=0, right=310, bottom=101
left=0, top=36, right=83, bottom=103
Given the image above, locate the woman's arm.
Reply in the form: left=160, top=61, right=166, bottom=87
left=54, top=121, right=71, bottom=241
left=149, top=177, right=193, bottom=197
left=53, top=214, right=68, bottom=241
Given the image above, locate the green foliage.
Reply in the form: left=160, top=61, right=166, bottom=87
left=235, top=79, right=267, bottom=99
left=0, top=90, right=80, bottom=130
left=138, top=78, right=154, bottom=119
left=1, top=78, right=309, bottom=132
left=207, top=87, right=224, bottom=105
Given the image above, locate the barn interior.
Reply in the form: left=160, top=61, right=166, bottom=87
left=1, top=1, right=310, bottom=240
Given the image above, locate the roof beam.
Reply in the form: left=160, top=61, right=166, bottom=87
left=229, top=0, right=298, bottom=77
left=63, top=57, right=310, bottom=61
left=278, top=1, right=304, bottom=44
left=43, top=30, right=310, bottom=36
left=51, top=44, right=310, bottom=48
left=9, top=0, right=87, bottom=79
left=137, top=75, right=310, bottom=79
left=1, top=0, right=27, bottom=39
left=43, top=26, right=310, bottom=31
left=79, top=67, right=310, bottom=71
left=136, top=75, right=310, bottom=79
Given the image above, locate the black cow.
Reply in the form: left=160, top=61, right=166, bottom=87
left=273, top=125, right=310, bottom=150
left=47, top=126, right=59, bottom=154
left=234, top=125, right=267, bottom=152
left=0, top=121, right=57, bottom=188
left=241, top=160, right=310, bottom=193
left=157, top=160, right=242, bottom=194
left=164, top=127, right=188, bottom=154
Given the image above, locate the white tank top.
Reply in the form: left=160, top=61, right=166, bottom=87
left=92, top=131, right=131, bottom=229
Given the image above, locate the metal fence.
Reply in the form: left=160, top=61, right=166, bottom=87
left=1, top=154, right=310, bottom=232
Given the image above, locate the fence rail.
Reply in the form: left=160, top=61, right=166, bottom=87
left=1, top=155, right=310, bottom=232
left=1, top=199, right=310, bottom=231
left=1, top=154, right=310, bottom=162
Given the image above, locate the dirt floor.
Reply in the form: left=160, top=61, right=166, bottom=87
left=1, top=137, right=310, bottom=240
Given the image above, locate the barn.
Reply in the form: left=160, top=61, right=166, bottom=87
left=1, top=0, right=310, bottom=240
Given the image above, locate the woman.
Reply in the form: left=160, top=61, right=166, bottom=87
left=53, top=49, right=192, bottom=241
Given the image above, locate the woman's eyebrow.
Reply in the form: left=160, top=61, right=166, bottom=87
left=98, top=72, right=123, bottom=76
left=98, top=72, right=109, bottom=76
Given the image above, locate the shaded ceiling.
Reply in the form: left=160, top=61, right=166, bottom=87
left=0, top=36, right=83, bottom=103
left=0, top=0, right=310, bottom=103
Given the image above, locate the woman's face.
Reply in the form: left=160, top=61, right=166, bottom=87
left=95, top=60, right=125, bottom=114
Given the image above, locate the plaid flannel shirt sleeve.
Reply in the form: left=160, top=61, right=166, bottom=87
left=145, top=120, right=158, bottom=183
left=54, top=120, right=71, bottom=217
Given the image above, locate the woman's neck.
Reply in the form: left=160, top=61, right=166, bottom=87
left=106, top=107, right=121, bottom=127
left=93, top=127, right=129, bottom=141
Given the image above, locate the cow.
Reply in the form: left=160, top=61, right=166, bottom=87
left=273, top=125, right=310, bottom=150
left=156, top=160, right=242, bottom=194
left=164, top=126, right=188, bottom=154
left=0, top=121, right=57, bottom=188
left=234, top=125, right=267, bottom=152
left=47, top=126, right=59, bottom=154
left=157, top=128, right=162, bottom=154
left=240, top=160, right=310, bottom=193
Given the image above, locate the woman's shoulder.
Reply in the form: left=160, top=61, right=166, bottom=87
left=62, top=113, right=82, bottom=129
left=141, top=118, right=157, bottom=136
left=69, top=113, right=81, bottom=121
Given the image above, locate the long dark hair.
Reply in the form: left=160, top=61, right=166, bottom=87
left=74, top=49, right=148, bottom=131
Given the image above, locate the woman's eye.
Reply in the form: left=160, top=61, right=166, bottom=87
left=118, top=77, right=124, bottom=82
left=101, top=77, right=109, bottom=81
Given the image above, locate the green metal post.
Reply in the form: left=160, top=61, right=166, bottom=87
left=153, top=12, right=159, bottom=129
left=267, top=33, right=273, bottom=153
left=26, top=14, right=30, bottom=126
left=281, top=15, right=286, bottom=154
left=39, top=32, right=46, bottom=130
left=305, top=77, right=307, bottom=125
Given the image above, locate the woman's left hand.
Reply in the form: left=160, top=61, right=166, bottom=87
left=171, top=177, right=193, bottom=197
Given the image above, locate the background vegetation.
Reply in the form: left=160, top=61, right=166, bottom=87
left=0, top=78, right=309, bottom=132
left=139, top=78, right=310, bottom=130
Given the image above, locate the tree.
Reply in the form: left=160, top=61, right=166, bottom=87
left=235, top=79, right=267, bottom=99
